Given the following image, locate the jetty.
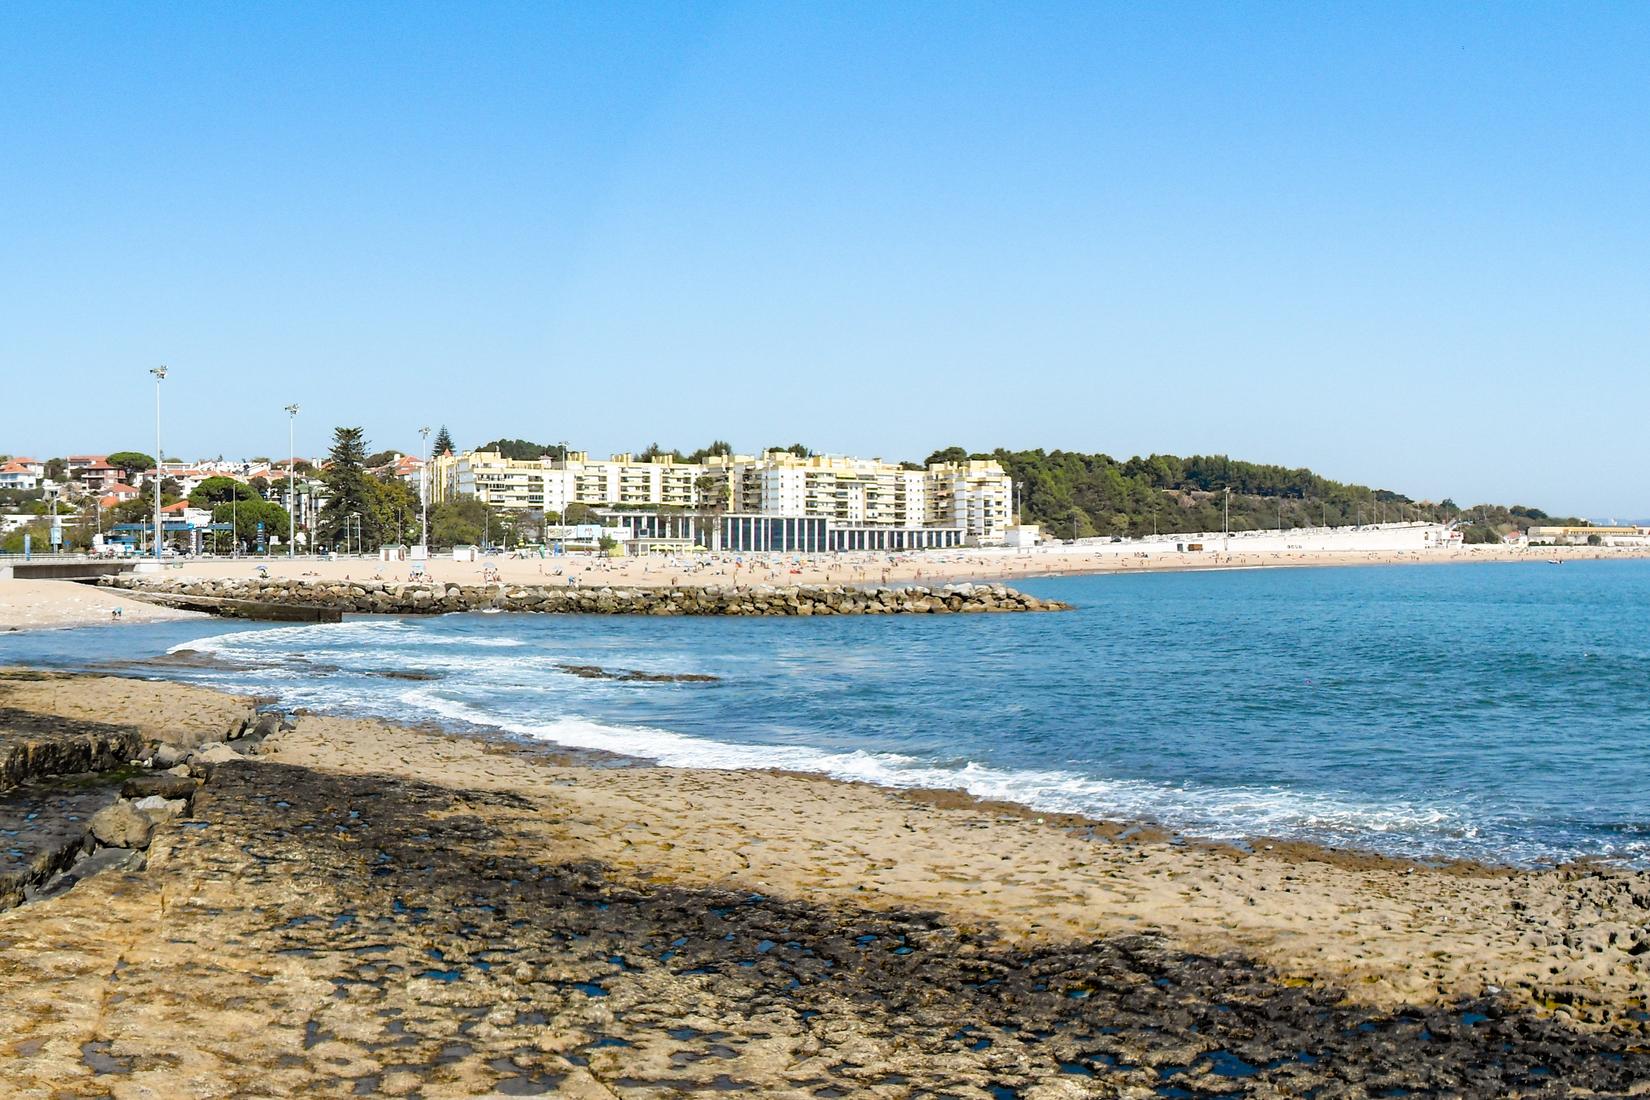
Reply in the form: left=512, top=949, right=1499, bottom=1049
left=96, top=576, right=1068, bottom=618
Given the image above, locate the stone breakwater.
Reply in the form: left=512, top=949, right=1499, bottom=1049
left=100, top=575, right=1068, bottom=616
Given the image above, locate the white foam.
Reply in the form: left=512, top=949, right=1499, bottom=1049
left=396, top=690, right=1465, bottom=850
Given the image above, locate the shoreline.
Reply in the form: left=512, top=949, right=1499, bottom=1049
left=11, top=668, right=1650, bottom=1000
left=49, top=540, right=1650, bottom=593
left=4, top=545, right=1644, bottom=631
left=4, top=666, right=1648, bottom=1094
left=6, top=613, right=1636, bottom=876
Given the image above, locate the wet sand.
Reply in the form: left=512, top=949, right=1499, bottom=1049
left=2, top=671, right=1648, bottom=1097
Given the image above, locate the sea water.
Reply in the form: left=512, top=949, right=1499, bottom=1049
left=7, top=560, right=1648, bottom=866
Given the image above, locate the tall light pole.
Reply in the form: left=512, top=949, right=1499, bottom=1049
left=419, top=425, right=431, bottom=553
left=285, top=404, right=300, bottom=558
left=150, top=366, right=167, bottom=562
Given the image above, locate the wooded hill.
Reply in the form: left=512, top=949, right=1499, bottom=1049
left=925, top=447, right=1584, bottom=544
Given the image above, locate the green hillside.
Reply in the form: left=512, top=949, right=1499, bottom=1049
left=927, top=447, right=1584, bottom=544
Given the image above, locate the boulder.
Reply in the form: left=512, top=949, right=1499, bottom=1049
left=122, top=774, right=200, bottom=800
left=189, top=743, right=242, bottom=765
left=89, top=801, right=154, bottom=849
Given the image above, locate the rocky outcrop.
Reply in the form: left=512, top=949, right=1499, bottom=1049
left=0, top=676, right=261, bottom=912
left=0, top=709, right=144, bottom=792
left=99, top=576, right=1070, bottom=617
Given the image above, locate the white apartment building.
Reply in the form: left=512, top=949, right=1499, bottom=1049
left=435, top=447, right=1014, bottom=543
left=435, top=451, right=700, bottom=515
left=926, top=459, right=1013, bottom=543
left=703, top=453, right=930, bottom=528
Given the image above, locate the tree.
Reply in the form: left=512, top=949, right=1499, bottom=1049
left=210, top=497, right=290, bottom=551
left=924, top=446, right=971, bottom=467
left=479, top=438, right=562, bottom=461
left=766, top=443, right=811, bottom=458
left=44, top=458, right=66, bottom=481
left=367, top=474, right=421, bottom=545
left=318, top=427, right=380, bottom=550
left=107, top=451, right=155, bottom=480
left=0, top=519, right=53, bottom=554
left=562, top=502, right=596, bottom=526
left=365, top=450, right=401, bottom=469
left=187, top=476, right=256, bottom=508
left=430, top=498, right=493, bottom=547
left=637, top=442, right=685, bottom=462
left=433, top=426, right=454, bottom=456
left=687, top=440, right=733, bottom=462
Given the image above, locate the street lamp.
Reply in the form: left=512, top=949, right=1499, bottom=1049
left=285, top=404, right=300, bottom=558
left=150, top=366, right=167, bottom=562
left=419, top=425, right=431, bottom=553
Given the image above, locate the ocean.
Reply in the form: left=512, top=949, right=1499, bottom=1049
left=8, top=560, right=1648, bottom=867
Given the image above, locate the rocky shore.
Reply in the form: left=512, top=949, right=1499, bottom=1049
left=3, top=669, right=1650, bottom=1097
left=99, top=575, right=1067, bottom=617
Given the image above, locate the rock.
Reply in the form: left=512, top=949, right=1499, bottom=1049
left=122, top=774, right=200, bottom=801
left=133, top=795, right=188, bottom=822
left=25, top=848, right=144, bottom=905
left=89, top=801, right=154, bottom=849
left=189, top=743, right=242, bottom=765
left=152, top=743, right=186, bottom=769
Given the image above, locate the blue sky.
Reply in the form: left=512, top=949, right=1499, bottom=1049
left=2, top=2, right=1645, bottom=514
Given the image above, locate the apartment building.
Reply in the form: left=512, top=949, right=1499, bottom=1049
left=434, top=451, right=700, bottom=515
left=434, top=447, right=1014, bottom=544
left=702, top=452, right=929, bottom=527
left=926, top=459, right=1013, bottom=543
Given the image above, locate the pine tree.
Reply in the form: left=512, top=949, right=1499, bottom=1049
left=432, top=425, right=454, bottom=456
left=319, top=427, right=380, bottom=550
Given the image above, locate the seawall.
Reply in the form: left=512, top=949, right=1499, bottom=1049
left=97, top=576, right=1069, bottom=617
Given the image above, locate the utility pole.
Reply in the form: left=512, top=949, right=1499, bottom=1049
left=285, top=405, right=300, bottom=558
left=150, top=366, right=167, bottom=563
left=419, top=425, right=431, bottom=553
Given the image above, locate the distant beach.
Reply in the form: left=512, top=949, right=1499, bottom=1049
left=15, top=538, right=1641, bottom=620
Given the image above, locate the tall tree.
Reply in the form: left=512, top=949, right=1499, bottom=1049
left=106, top=451, right=155, bottom=480
left=367, top=474, right=421, bottom=546
left=318, top=427, right=380, bottom=550
left=187, top=476, right=256, bottom=508
left=432, top=425, right=454, bottom=456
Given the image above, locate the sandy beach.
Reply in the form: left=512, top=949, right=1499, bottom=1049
left=118, top=540, right=1650, bottom=592
left=0, top=578, right=205, bottom=632
left=2, top=668, right=1647, bottom=1097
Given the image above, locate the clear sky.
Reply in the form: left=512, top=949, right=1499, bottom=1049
left=3, top=3, right=1646, bottom=515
